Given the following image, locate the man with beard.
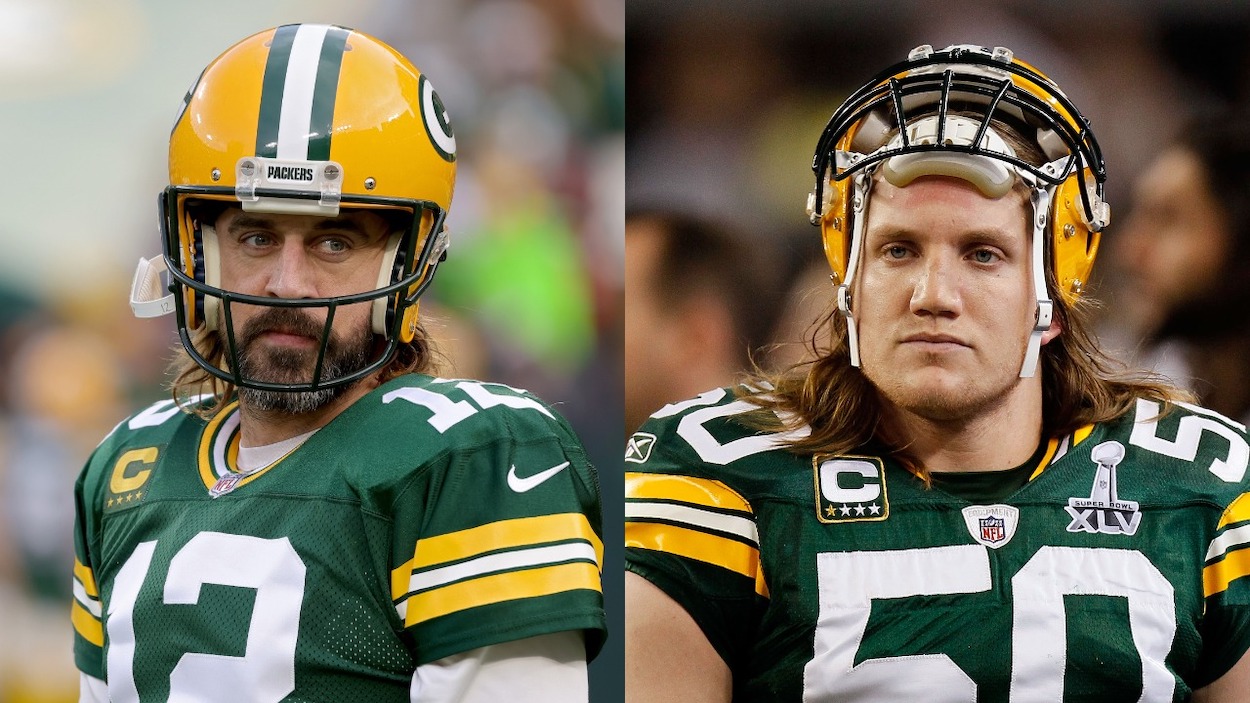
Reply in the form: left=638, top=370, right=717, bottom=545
left=72, top=25, right=604, bottom=702
left=625, top=45, right=1250, bottom=701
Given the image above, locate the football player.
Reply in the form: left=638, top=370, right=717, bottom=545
left=625, top=44, right=1250, bottom=701
left=72, top=24, right=605, bottom=702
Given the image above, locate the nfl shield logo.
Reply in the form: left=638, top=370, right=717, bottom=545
left=209, top=473, right=243, bottom=499
left=961, top=504, right=1019, bottom=549
left=979, top=516, right=1006, bottom=544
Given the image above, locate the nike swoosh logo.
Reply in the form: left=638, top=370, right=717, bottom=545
left=507, top=461, right=571, bottom=493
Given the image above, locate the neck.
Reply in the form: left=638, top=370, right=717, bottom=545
left=237, top=376, right=379, bottom=447
left=879, top=379, right=1045, bottom=474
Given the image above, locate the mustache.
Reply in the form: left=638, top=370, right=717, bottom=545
left=237, top=307, right=329, bottom=347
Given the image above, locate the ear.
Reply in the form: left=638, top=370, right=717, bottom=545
left=1040, top=313, right=1063, bottom=346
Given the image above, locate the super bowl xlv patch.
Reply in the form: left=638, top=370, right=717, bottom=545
left=1066, top=440, right=1141, bottom=536
left=626, top=432, right=657, bottom=464
left=962, top=504, right=1020, bottom=548
left=814, top=456, right=888, bottom=523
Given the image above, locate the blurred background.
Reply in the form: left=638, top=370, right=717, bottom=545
left=626, top=0, right=1250, bottom=440
left=0, top=0, right=622, bottom=701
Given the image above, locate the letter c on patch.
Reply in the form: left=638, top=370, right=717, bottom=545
left=110, top=447, right=158, bottom=494
left=818, top=459, right=881, bottom=503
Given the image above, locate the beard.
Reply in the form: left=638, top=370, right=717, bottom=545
left=861, top=347, right=1025, bottom=425
left=228, top=306, right=372, bottom=414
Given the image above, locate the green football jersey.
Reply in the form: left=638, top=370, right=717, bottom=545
left=73, top=374, right=606, bottom=702
left=625, top=388, right=1250, bottom=702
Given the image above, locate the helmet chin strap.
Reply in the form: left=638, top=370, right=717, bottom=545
left=836, top=172, right=872, bottom=367
left=1020, top=186, right=1053, bottom=378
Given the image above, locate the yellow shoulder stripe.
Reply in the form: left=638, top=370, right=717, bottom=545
left=73, top=558, right=98, bottom=597
left=626, top=472, right=752, bottom=514
left=402, top=562, right=599, bottom=627
left=71, top=600, right=103, bottom=647
left=626, top=520, right=768, bottom=598
left=1219, top=493, right=1250, bottom=530
left=392, top=513, right=601, bottom=600
left=1205, top=549, right=1250, bottom=598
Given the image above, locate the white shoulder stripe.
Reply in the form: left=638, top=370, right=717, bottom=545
left=73, top=579, right=102, bottom=618
left=626, top=501, right=759, bottom=546
left=1207, top=522, right=1250, bottom=561
left=406, top=542, right=597, bottom=595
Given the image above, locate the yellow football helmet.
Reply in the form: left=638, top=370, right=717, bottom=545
left=131, top=23, right=456, bottom=391
left=806, top=44, right=1110, bottom=377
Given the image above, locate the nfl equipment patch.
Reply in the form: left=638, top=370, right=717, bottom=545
left=961, top=504, right=1020, bottom=548
left=814, top=456, right=888, bottom=523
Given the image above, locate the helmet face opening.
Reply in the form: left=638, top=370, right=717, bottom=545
left=154, top=23, right=457, bottom=393
left=160, top=188, right=448, bottom=392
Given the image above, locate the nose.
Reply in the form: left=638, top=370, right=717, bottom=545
left=264, top=240, right=319, bottom=299
left=909, top=253, right=961, bottom=318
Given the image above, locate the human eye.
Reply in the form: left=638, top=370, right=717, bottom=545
left=970, top=247, right=1001, bottom=265
left=314, top=237, right=352, bottom=256
left=883, top=244, right=912, bottom=260
left=239, top=232, right=274, bottom=250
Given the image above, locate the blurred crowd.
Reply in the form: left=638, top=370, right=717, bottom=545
left=625, top=1, right=1250, bottom=438
left=0, top=0, right=622, bottom=700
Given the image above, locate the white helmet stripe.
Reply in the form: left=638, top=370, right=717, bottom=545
left=276, top=24, right=332, bottom=160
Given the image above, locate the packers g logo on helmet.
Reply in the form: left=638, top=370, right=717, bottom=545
left=420, top=75, right=456, bottom=163
left=130, top=23, right=457, bottom=393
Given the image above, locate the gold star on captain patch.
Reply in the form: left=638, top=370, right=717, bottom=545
left=107, top=498, right=114, bottom=508
left=825, top=505, right=838, bottom=518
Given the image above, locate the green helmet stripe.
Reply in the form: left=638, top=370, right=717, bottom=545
left=255, top=24, right=298, bottom=159
left=307, top=26, right=349, bottom=162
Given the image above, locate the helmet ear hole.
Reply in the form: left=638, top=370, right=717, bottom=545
left=1050, top=170, right=1102, bottom=302
left=398, top=303, right=420, bottom=343
left=818, top=168, right=854, bottom=285
left=176, top=198, right=209, bottom=331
